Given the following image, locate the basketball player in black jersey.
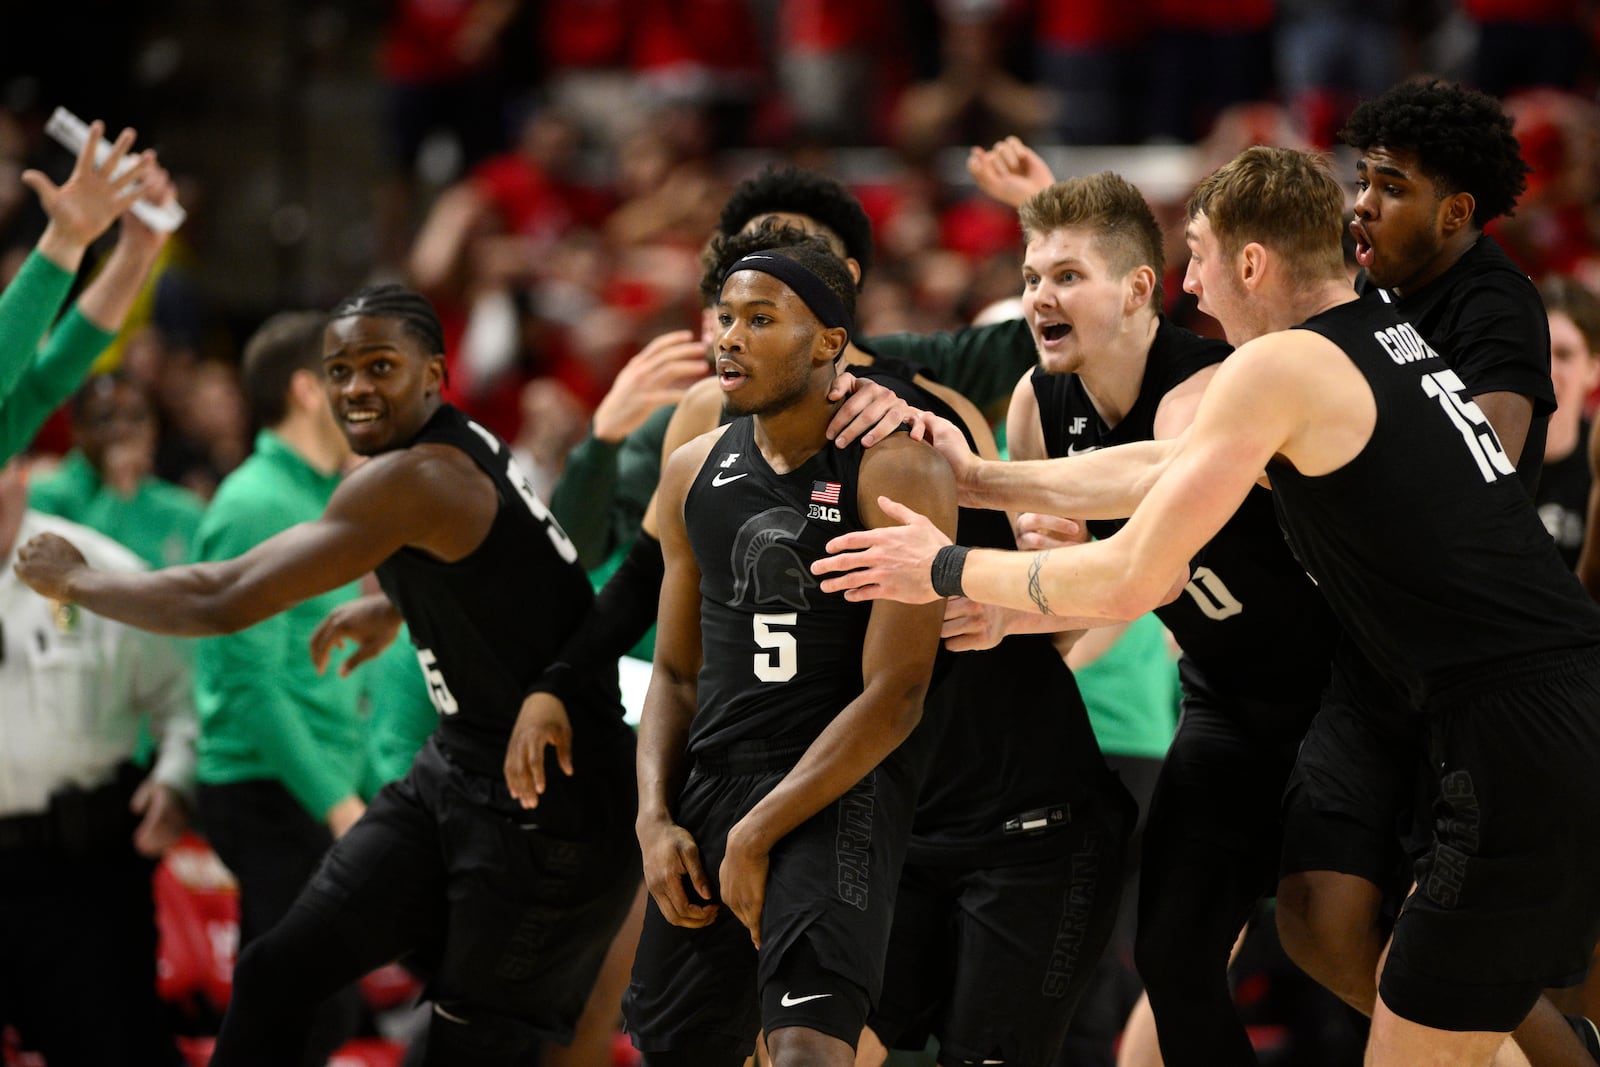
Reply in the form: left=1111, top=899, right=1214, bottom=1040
left=814, top=145, right=1600, bottom=1067
left=883, top=172, right=1338, bottom=1067
left=1264, top=81, right=1600, bottom=1067
left=13, top=285, right=641, bottom=1067
left=624, top=238, right=956, bottom=1067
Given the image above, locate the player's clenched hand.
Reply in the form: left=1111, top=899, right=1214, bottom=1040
left=309, top=594, right=402, bottom=676
left=966, top=136, right=1056, bottom=209
left=14, top=533, right=90, bottom=602
left=638, top=815, right=719, bottom=928
left=720, top=822, right=770, bottom=948
left=812, top=496, right=951, bottom=604
left=826, top=372, right=925, bottom=449
left=504, top=692, right=574, bottom=809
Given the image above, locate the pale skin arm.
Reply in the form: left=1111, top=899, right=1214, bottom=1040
left=636, top=430, right=722, bottom=928
left=966, top=136, right=1057, bottom=210
left=14, top=445, right=492, bottom=635
left=720, top=435, right=957, bottom=946
left=74, top=163, right=178, bottom=331
left=936, top=364, right=1218, bottom=517
left=27, top=123, right=154, bottom=273
left=812, top=337, right=1334, bottom=620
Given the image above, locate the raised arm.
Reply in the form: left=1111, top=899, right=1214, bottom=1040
left=718, top=435, right=957, bottom=942
left=14, top=448, right=479, bottom=635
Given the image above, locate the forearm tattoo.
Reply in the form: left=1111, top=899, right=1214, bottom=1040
left=1027, top=550, right=1053, bottom=615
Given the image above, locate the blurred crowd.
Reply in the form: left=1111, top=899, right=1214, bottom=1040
left=0, top=0, right=1594, bottom=498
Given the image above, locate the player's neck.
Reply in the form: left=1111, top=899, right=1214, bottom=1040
left=751, top=387, right=834, bottom=475
left=1393, top=229, right=1479, bottom=299
left=1078, top=313, right=1159, bottom=430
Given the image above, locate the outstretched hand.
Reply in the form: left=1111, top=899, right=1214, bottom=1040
left=504, top=691, right=574, bottom=808
left=14, top=533, right=89, bottom=602
left=26, top=121, right=153, bottom=268
left=811, top=495, right=952, bottom=603
left=966, top=136, right=1056, bottom=209
left=309, top=594, right=402, bottom=676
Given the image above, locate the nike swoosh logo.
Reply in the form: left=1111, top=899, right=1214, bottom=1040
left=1066, top=443, right=1097, bottom=457
left=780, top=992, right=834, bottom=1007
left=712, top=471, right=748, bottom=486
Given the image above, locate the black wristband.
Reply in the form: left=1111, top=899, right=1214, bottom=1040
left=930, top=544, right=970, bottom=598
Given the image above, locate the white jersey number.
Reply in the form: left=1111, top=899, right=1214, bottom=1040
left=506, top=454, right=580, bottom=564
left=464, top=415, right=580, bottom=564
left=753, top=613, right=798, bottom=682
left=417, top=648, right=459, bottom=715
left=1419, top=369, right=1515, bottom=484
left=1182, top=566, right=1244, bottom=621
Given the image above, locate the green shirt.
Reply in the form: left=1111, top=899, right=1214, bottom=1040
left=192, top=430, right=365, bottom=818
left=1073, top=613, right=1181, bottom=759
left=361, top=623, right=437, bottom=794
left=30, top=450, right=203, bottom=569
left=0, top=250, right=118, bottom=462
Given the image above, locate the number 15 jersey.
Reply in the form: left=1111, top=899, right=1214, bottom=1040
left=683, top=417, right=875, bottom=758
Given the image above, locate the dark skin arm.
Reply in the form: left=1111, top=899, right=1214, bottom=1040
left=14, top=442, right=497, bottom=634
left=1472, top=390, right=1532, bottom=471
left=636, top=428, right=722, bottom=928
left=720, top=434, right=957, bottom=946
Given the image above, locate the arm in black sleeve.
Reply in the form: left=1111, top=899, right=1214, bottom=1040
left=526, top=531, right=665, bottom=704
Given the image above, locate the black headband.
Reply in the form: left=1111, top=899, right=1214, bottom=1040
left=721, top=252, right=854, bottom=341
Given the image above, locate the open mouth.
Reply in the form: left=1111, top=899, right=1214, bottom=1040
left=345, top=409, right=381, bottom=427
left=1039, top=322, right=1072, bottom=343
left=1350, top=221, right=1375, bottom=269
left=717, top=359, right=746, bottom=387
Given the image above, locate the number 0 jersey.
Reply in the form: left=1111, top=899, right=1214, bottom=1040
left=683, top=416, right=874, bottom=757
left=375, top=405, right=629, bottom=776
left=1033, top=316, right=1338, bottom=702
left=1270, top=298, right=1600, bottom=709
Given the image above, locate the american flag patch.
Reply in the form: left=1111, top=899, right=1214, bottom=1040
left=810, top=480, right=842, bottom=504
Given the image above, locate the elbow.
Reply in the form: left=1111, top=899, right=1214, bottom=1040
left=886, top=682, right=928, bottom=746
left=1103, top=566, right=1186, bottom=623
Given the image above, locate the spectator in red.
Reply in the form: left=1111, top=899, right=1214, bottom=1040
left=1034, top=0, right=1143, bottom=144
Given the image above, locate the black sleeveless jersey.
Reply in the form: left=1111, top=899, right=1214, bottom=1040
left=862, top=365, right=1110, bottom=863
left=375, top=405, right=629, bottom=775
left=1270, top=299, right=1600, bottom=710
left=1034, top=316, right=1339, bottom=702
left=1536, top=422, right=1590, bottom=570
left=683, top=417, right=876, bottom=756
left=1358, top=235, right=1553, bottom=492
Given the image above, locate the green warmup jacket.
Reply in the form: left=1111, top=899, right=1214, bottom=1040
left=192, top=430, right=365, bottom=819
left=0, top=250, right=120, bottom=462
left=30, top=450, right=203, bottom=569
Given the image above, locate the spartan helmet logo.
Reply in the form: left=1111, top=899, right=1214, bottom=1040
left=730, top=507, right=815, bottom=610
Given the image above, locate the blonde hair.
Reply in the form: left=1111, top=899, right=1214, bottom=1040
left=1020, top=172, right=1164, bottom=302
left=1187, top=146, right=1346, bottom=287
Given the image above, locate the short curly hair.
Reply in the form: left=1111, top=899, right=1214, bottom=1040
left=717, top=166, right=874, bottom=284
left=1340, top=79, right=1530, bottom=227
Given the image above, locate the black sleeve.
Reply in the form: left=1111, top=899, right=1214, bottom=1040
left=526, top=531, right=665, bottom=704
